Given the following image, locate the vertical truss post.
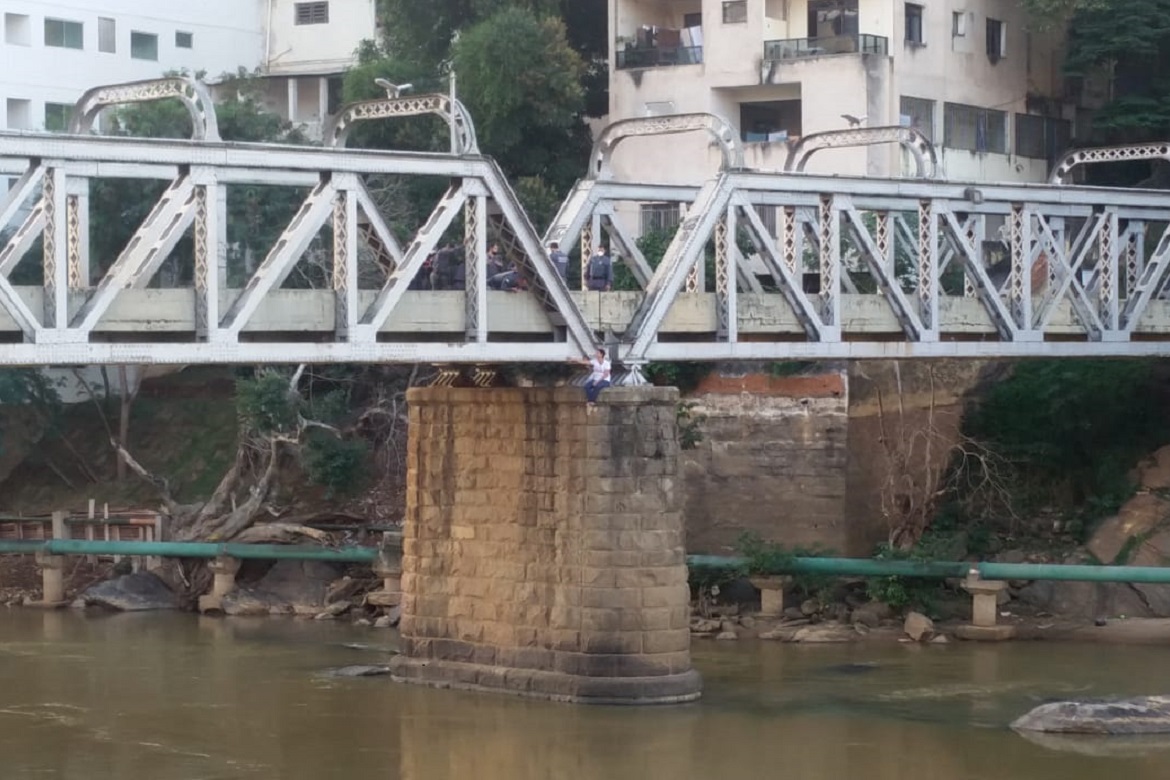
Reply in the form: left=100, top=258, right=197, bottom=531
left=1098, top=209, right=1120, bottom=333
left=42, top=168, right=68, bottom=331
left=579, top=221, right=593, bottom=292
left=193, top=185, right=212, bottom=340
left=917, top=199, right=939, bottom=339
left=1008, top=203, right=1033, bottom=334
left=714, top=211, right=732, bottom=341
left=1125, top=226, right=1144, bottom=300
left=781, top=206, right=798, bottom=276
left=215, top=184, right=229, bottom=287
left=65, top=179, right=89, bottom=290
left=818, top=195, right=840, bottom=335
left=1047, top=217, right=1065, bottom=290
left=464, top=190, right=488, bottom=342
left=332, top=176, right=360, bottom=340
left=874, top=210, right=893, bottom=281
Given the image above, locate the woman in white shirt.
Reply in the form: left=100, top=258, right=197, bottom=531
left=573, top=347, right=612, bottom=405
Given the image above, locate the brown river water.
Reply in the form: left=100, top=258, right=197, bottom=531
left=2, top=609, right=1170, bottom=779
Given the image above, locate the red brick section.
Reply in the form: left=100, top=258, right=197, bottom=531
left=692, top=372, right=845, bottom=398
left=390, top=386, right=702, bottom=704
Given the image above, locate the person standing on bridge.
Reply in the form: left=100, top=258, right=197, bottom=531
left=585, top=246, right=613, bottom=291
left=572, top=347, right=612, bottom=406
left=549, top=241, right=569, bottom=280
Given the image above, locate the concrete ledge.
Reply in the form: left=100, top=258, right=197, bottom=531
left=389, top=656, right=702, bottom=705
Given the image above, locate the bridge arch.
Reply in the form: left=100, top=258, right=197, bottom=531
left=784, top=126, right=940, bottom=179
left=68, top=76, right=220, bottom=141
left=1049, top=143, right=1170, bottom=184
left=588, top=113, right=746, bottom=181
left=323, top=93, right=480, bottom=155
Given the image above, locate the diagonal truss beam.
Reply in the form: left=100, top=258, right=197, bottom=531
left=841, top=202, right=926, bottom=340
left=939, top=210, right=1018, bottom=340
left=0, top=199, right=46, bottom=276
left=1032, top=212, right=1105, bottom=335
left=0, top=165, right=45, bottom=232
left=353, top=183, right=405, bottom=273
left=70, top=177, right=197, bottom=333
left=356, top=184, right=467, bottom=339
left=599, top=211, right=654, bottom=288
left=625, top=176, right=735, bottom=358
left=220, top=178, right=336, bottom=336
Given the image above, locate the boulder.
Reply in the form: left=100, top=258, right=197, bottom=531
left=715, top=631, right=738, bottom=641
left=792, top=626, right=856, bottom=643
left=852, top=601, right=892, bottom=628
left=1138, top=446, right=1170, bottom=491
left=1017, top=580, right=1155, bottom=621
left=1087, top=493, right=1170, bottom=565
left=320, top=665, right=392, bottom=678
left=220, top=559, right=340, bottom=616
left=1012, top=696, right=1170, bottom=734
left=904, top=611, right=934, bottom=642
left=81, top=572, right=178, bottom=611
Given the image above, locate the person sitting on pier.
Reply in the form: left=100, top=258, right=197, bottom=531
left=571, top=348, right=612, bottom=406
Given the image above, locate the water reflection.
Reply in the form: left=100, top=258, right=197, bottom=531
left=1, top=610, right=1170, bottom=779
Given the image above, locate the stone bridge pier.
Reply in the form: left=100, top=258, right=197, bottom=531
left=389, top=386, right=701, bottom=704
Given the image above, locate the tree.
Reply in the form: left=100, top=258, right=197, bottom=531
left=452, top=8, right=589, bottom=190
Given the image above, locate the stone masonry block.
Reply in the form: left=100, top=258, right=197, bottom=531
left=641, top=630, right=691, bottom=655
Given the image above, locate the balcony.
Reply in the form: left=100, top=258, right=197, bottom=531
left=763, top=34, right=888, bottom=62
left=616, top=45, right=703, bottom=70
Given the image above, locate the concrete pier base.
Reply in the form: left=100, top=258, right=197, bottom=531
left=390, top=386, right=701, bottom=704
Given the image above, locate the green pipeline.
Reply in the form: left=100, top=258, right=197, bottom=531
left=4, top=541, right=1170, bottom=584
left=686, top=555, right=1170, bottom=584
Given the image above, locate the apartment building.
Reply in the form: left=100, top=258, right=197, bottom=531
left=0, top=0, right=376, bottom=138
left=609, top=0, right=1075, bottom=210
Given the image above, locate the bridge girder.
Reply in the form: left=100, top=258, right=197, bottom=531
left=3, top=80, right=1170, bottom=367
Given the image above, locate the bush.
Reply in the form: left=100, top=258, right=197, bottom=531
left=305, top=435, right=368, bottom=498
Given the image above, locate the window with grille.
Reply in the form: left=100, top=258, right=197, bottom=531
left=905, top=4, right=924, bottom=45
left=1015, top=114, right=1071, bottom=160
left=295, top=2, right=330, bottom=25
left=98, top=17, right=115, bottom=53
left=899, top=96, right=935, bottom=142
left=130, top=31, right=158, bottom=60
left=44, top=18, right=83, bottom=49
left=640, top=203, right=682, bottom=234
left=722, top=1, right=747, bottom=24
left=944, top=103, right=1006, bottom=154
left=176, top=31, right=193, bottom=49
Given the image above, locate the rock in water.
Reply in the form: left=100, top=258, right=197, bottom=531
left=1012, top=696, right=1170, bottom=734
left=904, top=611, right=934, bottom=642
left=82, top=572, right=178, bottom=611
left=320, top=665, right=392, bottom=678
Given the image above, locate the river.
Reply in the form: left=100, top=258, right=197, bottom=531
left=2, top=610, right=1170, bottom=779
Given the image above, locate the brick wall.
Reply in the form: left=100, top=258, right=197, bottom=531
left=391, top=386, right=701, bottom=704
left=681, top=371, right=850, bottom=555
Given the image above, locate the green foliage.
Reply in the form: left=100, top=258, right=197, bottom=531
left=676, top=402, right=703, bottom=451
left=305, top=434, right=369, bottom=498
left=0, top=370, right=62, bottom=455
left=965, top=359, right=1168, bottom=506
left=236, top=373, right=300, bottom=435
left=865, top=541, right=947, bottom=612
left=643, top=363, right=710, bottom=394
left=734, top=532, right=836, bottom=599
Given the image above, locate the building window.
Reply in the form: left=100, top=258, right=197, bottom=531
left=6, top=98, right=31, bottom=130
left=4, top=13, right=31, bottom=46
left=295, top=2, right=330, bottom=25
left=722, top=1, right=747, bottom=24
left=130, top=31, right=158, bottom=60
left=1015, top=113, right=1071, bottom=160
left=944, top=102, right=1007, bottom=154
left=952, top=11, right=967, bottom=37
left=44, top=18, right=83, bottom=49
left=44, top=103, right=72, bottom=133
left=740, top=100, right=802, bottom=143
left=905, top=4, right=924, bottom=45
left=98, top=17, right=116, bottom=53
left=900, top=96, right=935, bottom=143
left=640, top=203, right=682, bottom=235
left=986, top=18, right=1006, bottom=62
left=175, top=31, right=193, bottom=49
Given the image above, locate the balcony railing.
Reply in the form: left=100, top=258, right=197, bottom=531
left=763, top=34, right=888, bottom=62
left=616, top=45, right=703, bottom=70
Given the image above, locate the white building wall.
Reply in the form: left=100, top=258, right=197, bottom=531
left=1, top=0, right=264, bottom=132
left=609, top=0, right=1071, bottom=200
left=264, top=0, right=377, bottom=76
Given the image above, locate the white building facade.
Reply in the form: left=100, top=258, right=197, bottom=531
left=0, top=0, right=376, bottom=137
left=608, top=0, right=1075, bottom=207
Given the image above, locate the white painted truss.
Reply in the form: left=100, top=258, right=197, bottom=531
left=2, top=80, right=1170, bottom=368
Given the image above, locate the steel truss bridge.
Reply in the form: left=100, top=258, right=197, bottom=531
left=3, top=77, right=1170, bottom=371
